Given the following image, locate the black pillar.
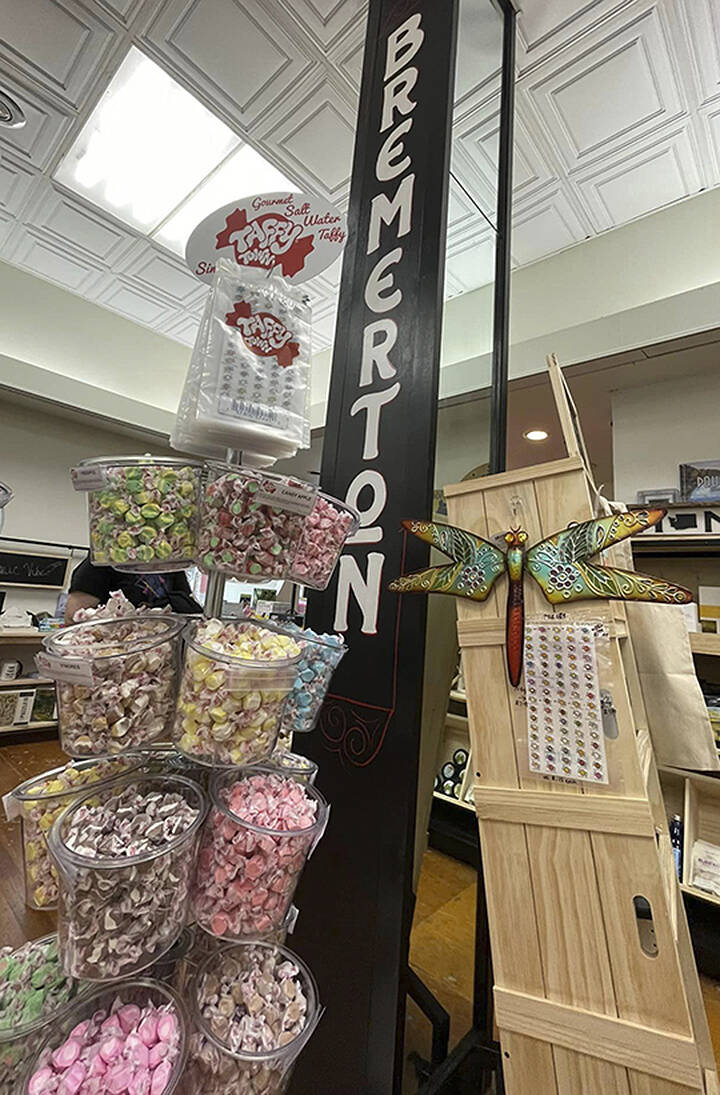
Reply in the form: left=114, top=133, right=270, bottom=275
left=293, top=2, right=459, bottom=1092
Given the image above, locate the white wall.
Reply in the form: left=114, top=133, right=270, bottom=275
left=0, top=399, right=174, bottom=618
left=612, top=369, right=720, bottom=504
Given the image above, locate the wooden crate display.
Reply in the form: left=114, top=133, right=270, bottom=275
left=684, top=775, right=720, bottom=908
left=444, top=454, right=719, bottom=1095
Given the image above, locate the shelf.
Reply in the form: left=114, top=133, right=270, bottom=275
left=680, top=882, right=720, bottom=909
left=0, top=719, right=57, bottom=733
left=632, top=536, right=720, bottom=555
left=0, top=633, right=44, bottom=644
left=449, top=689, right=467, bottom=704
left=433, top=790, right=475, bottom=813
left=659, top=766, right=720, bottom=786
left=0, top=677, right=53, bottom=688
left=689, top=633, right=720, bottom=656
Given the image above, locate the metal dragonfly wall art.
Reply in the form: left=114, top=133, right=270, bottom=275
left=389, top=508, right=692, bottom=686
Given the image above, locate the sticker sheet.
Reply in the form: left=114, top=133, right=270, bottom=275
left=525, top=620, right=608, bottom=784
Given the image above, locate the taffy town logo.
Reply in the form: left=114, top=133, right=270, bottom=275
left=215, top=206, right=315, bottom=278
left=225, top=300, right=300, bottom=368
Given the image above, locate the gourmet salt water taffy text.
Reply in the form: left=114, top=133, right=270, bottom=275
left=173, top=618, right=301, bottom=768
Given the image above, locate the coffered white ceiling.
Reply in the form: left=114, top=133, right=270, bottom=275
left=0, top=0, right=718, bottom=354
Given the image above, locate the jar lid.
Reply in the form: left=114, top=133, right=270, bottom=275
left=76, top=455, right=203, bottom=468
left=48, top=775, right=206, bottom=870
left=209, top=765, right=327, bottom=837
left=45, top=615, right=185, bottom=660
left=10, top=755, right=143, bottom=803
left=184, top=618, right=302, bottom=670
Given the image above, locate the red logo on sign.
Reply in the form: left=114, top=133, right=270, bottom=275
left=225, top=301, right=300, bottom=368
left=215, top=208, right=315, bottom=278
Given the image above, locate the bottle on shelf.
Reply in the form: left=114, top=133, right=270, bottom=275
left=669, top=814, right=684, bottom=879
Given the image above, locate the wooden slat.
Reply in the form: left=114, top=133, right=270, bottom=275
left=494, top=988, right=703, bottom=1089
left=444, top=455, right=585, bottom=497
left=474, top=787, right=656, bottom=837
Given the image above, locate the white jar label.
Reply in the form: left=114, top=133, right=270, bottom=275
left=255, top=482, right=315, bottom=516
left=36, top=652, right=95, bottom=686
left=71, top=466, right=107, bottom=491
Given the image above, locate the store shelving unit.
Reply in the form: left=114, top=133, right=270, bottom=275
left=658, top=766, right=720, bottom=911
left=0, top=719, right=57, bottom=734
left=0, top=634, right=57, bottom=739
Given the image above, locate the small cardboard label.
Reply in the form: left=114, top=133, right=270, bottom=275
left=71, top=466, right=107, bottom=491
left=36, top=651, right=94, bottom=686
left=256, top=482, right=315, bottom=517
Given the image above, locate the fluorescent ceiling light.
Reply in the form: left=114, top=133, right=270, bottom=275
left=54, top=48, right=295, bottom=243
left=523, top=429, right=549, bottom=441
left=154, top=144, right=296, bottom=255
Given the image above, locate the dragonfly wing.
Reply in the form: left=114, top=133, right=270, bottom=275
left=390, top=520, right=506, bottom=602
left=529, top=509, right=666, bottom=566
left=527, top=546, right=692, bottom=605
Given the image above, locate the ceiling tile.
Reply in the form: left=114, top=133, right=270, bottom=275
left=89, top=0, right=145, bottom=25
left=115, top=243, right=206, bottom=305
left=257, top=79, right=356, bottom=203
left=0, top=152, right=38, bottom=220
left=0, top=76, right=72, bottom=170
left=284, top=0, right=366, bottom=50
left=525, top=4, right=687, bottom=171
left=6, top=226, right=105, bottom=291
left=511, top=190, right=590, bottom=265
left=572, top=122, right=703, bottom=229
left=679, top=0, right=720, bottom=107
left=24, top=183, right=136, bottom=263
left=96, top=278, right=173, bottom=324
left=445, top=229, right=496, bottom=292
left=517, top=0, right=630, bottom=62
left=143, top=0, right=314, bottom=127
left=159, top=310, right=202, bottom=345
left=700, top=101, right=720, bottom=177
left=327, top=14, right=365, bottom=91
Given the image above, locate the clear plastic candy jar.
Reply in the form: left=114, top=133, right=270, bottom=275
left=6, top=754, right=142, bottom=910
left=41, top=616, right=184, bottom=756
left=0, top=935, right=82, bottom=1095
left=287, top=492, right=359, bottom=590
left=277, top=625, right=346, bottom=736
left=182, top=942, right=321, bottom=1095
left=193, top=767, right=328, bottom=940
left=197, top=464, right=318, bottom=581
left=173, top=619, right=301, bottom=768
left=72, top=456, right=203, bottom=572
left=24, top=978, right=188, bottom=1095
left=268, top=750, right=318, bottom=786
left=48, top=775, right=205, bottom=981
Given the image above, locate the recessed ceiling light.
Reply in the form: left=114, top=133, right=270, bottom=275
left=523, top=428, right=549, bottom=441
left=54, top=48, right=292, bottom=241
left=0, top=90, right=25, bottom=129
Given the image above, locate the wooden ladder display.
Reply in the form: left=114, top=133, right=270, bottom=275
left=444, top=453, right=720, bottom=1094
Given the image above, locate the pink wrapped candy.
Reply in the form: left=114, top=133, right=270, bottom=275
left=287, top=493, right=358, bottom=590
left=25, top=982, right=185, bottom=1095
left=193, top=768, right=327, bottom=940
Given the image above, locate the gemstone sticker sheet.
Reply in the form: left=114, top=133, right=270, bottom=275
left=525, top=620, right=608, bottom=784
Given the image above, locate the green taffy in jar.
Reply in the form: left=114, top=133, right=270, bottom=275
left=75, top=457, right=202, bottom=573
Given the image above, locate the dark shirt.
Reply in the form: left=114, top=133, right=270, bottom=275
left=69, top=557, right=202, bottom=614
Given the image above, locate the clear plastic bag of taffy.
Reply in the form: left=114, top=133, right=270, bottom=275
left=190, top=261, right=312, bottom=465
left=71, top=455, right=203, bottom=572
left=173, top=617, right=302, bottom=767
left=276, top=624, right=346, bottom=735
left=4, top=754, right=143, bottom=910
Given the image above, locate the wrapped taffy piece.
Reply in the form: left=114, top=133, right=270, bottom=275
left=173, top=619, right=301, bottom=768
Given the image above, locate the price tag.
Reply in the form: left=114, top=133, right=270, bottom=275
left=256, top=482, right=316, bottom=516
left=36, top=651, right=94, bottom=686
left=70, top=466, right=107, bottom=491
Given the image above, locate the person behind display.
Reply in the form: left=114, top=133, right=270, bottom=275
left=64, top=554, right=202, bottom=623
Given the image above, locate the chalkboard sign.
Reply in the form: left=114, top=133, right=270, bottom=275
left=0, top=550, right=70, bottom=589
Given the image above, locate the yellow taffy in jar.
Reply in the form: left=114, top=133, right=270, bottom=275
left=5, top=755, right=142, bottom=909
left=173, top=619, right=302, bottom=768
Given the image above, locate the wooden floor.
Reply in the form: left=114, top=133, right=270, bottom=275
left=1, top=742, right=718, bottom=1090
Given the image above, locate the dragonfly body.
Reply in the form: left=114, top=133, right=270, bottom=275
left=389, top=509, right=692, bottom=686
